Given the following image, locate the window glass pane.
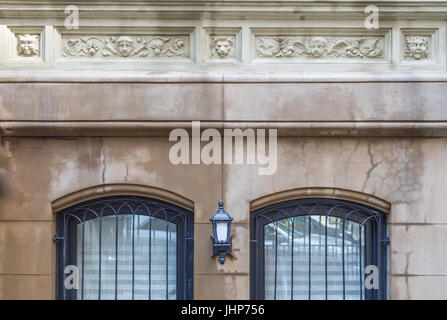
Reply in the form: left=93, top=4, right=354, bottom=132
left=275, top=219, right=292, bottom=299
left=100, top=215, right=117, bottom=299
left=76, top=214, right=177, bottom=300
left=292, top=216, right=309, bottom=300
left=134, top=215, right=150, bottom=300
left=264, top=222, right=276, bottom=300
left=168, top=222, right=177, bottom=300
left=310, top=215, right=325, bottom=300
left=327, top=217, right=343, bottom=300
left=149, top=216, right=168, bottom=300
left=264, top=214, right=365, bottom=300
left=344, top=220, right=362, bottom=300
left=117, top=214, right=133, bottom=299
left=81, top=218, right=100, bottom=299
left=76, top=219, right=100, bottom=300
left=76, top=222, right=83, bottom=299
left=361, top=224, right=365, bottom=299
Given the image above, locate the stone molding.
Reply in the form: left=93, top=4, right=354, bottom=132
left=52, top=183, right=195, bottom=212
left=250, top=187, right=391, bottom=213
left=1, top=70, right=447, bottom=83
left=5, top=121, right=447, bottom=137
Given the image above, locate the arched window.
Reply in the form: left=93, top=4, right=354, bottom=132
left=55, top=196, right=193, bottom=300
left=250, top=198, right=388, bottom=300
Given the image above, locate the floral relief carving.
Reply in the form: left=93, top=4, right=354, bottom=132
left=210, top=36, right=235, bottom=58
left=404, top=36, right=431, bottom=61
left=17, top=34, right=40, bottom=57
left=256, top=36, right=384, bottom=59
left=63, top=35, right=189, bottom=58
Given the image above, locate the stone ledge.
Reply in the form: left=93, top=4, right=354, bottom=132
left=4, top=121, right=447, bottom=137
left=1, top=71, right=447, bottom=83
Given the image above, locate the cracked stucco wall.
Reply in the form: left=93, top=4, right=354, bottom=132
left=1, top=136, right=447, bottom=299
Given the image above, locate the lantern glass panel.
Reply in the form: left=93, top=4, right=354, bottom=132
left=216, top=222, right=228, bottom=242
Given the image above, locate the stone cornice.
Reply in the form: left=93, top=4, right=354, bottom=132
left=2, top=1, right=447, bottom=19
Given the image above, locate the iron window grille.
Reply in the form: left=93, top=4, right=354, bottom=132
left=55, top=196, right=194, bottom=300
left=250, top=198, right=388, bottom=300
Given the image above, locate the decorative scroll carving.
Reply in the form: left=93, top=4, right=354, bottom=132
left=404, top=36, right=430, bottom=60
left=17, top=34, right=40, bottom=57
left=256, top=36, right=384, bottom=59
left=210, top=36, right=235, bottom=58
left=62, top=35, right=189, bottom=58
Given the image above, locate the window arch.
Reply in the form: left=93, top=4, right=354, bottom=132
left=55, top=196, right=194, bottom=300
left=250, top=198, right=388, bottom=300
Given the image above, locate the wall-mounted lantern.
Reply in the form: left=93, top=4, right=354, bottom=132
left=210, top=200, right=233, bottom=264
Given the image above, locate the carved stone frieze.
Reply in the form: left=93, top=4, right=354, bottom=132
left=62, top=35, right=189, bottom=58
left=256, top=36, right=384, bottom=59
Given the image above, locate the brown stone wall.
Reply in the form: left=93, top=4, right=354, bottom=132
left=1, top=75, right=447, bottom=299
left=0, top=135, right=446, bottom=299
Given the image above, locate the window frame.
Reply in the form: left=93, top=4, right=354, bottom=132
left=55, top=195, right=194, bottom=300
left=250, top=198, right=388, bottom=300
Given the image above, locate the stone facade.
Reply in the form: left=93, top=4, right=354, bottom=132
left=1, top=0, right=447, bottom=300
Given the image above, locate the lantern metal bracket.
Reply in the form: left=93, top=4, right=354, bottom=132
left=211, top=236, right=233, bottom=264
